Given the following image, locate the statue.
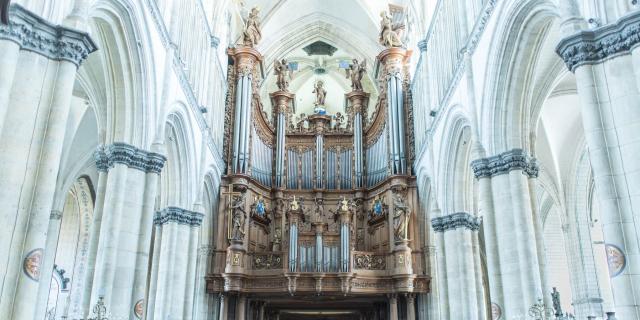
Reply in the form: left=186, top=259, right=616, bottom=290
left=272, top=227, right=282, bottom=251
left=345, top=59, right=367, bottom=91
left=295, top=113, right=307, bottom=132
left=230, top=194, right=247, bottom=240
left=242, top=7, right=262, bottom=47
left=392, top=192, right=411, bottom=241
left=379, top=11, right=405, bottom=48
left=339, top=197, right=350, bottom=212
left=333, top=112, right=344, bottom=130
left=274, top=59, right=292, bottom=91
left=373, top=195, right=385, bottom=216
left=290, top=195, right=300, bottom=211
left=551, top=287, right=563, bottom=316
left=314, top=197, right=324, bottom=221
left=1, top=0, right=9, bottom=25
left=313, top=80, right=327, bottom=114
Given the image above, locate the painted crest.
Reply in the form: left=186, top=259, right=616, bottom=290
left=23, top=248, right=44, bottom=281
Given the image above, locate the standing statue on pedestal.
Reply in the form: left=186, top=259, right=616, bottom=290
left=346, top=59, right=367, bottom=91
left=274, top=59, right=292, bottom=92
left=392, top=192, right=411, bottom=241
left=230, top=194, right=247, bottom=240
left=242, top=6, right=262, bottom=47
left=313, top=80, right=327, bottom=115
left=379, top=11, right=405, bottom=48
left=551, top=287, right=563, bottom=317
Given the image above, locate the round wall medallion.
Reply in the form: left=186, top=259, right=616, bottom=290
left=606, top=244, right=626, bottom=277
left=491, top=302, right=502, bottom=320
left=134, top=299, right=144, bottom=319
left=23, top=248, right=44, bottom=281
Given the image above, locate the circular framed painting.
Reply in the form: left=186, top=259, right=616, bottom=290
left=134, top=299, right=144, bottom=319
left=23, top=248, right=44, bottom=281
left=605, top=244, right=626, bottom=277
left=491, top=302, right=502, bottom=320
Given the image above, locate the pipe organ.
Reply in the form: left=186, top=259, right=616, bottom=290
left=210, top=38, right=428, bottom=320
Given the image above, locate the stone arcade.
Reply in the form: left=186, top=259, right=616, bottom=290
left=1, top=0, right=640, bottom=319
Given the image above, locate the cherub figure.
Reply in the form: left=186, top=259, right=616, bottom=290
left=242, top=7, right=262, bottom=47
left=379, top=10, right=405, bottom=48
left=345, top=59, right=367, bottom=91
left=274, top=59, right=292, bottom=91
left=334, top=112, right=344, bottom=130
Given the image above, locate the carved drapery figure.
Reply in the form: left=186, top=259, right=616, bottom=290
left=289, top=195, right=300, bottom=211
left=274, top=59, right=292, bottom=91
left=272, top=227, right=282, bottom=251
left=242, top=6, right=262, bottom=47
left=392, top=193, right=410, bottom=241
left=346, top=59, right=366, bottom=91
left=551, top=287, right=563, bottom=316
left=313, top=80, right=327, bottom=106
left=314, top=197, right=324, bottom=221
left=379, top=11, right=405, bottom=48
left=0, top=0, right=9, bottom=24
left=230, top=194, right=247, bottom=240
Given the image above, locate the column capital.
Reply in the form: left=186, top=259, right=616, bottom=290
left=94, top=143, right=167, bottom=174
left=270, top=91, right=294, bottom=114
left=0, top=4, right=97, bottom=67
left=154, top=207, right=204, bottom=227
left=50, top=210, right=63, bottom=220
left=470, top=148, right=538, bottom=179
left=417, top=39, right=428, bottom=52
left=377, top=47, right=409, bottom=76
left=345, top=91, right=370, bottom=114
left=228, top=46, right=262, bottom=77
left=556, top=10, right=640, bottom=72
left=431, top=212, right=481, bottom=232
left=211, top=35, right=220, bottom=48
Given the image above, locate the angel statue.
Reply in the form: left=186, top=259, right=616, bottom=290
left=274, top=59, right=292, bottom=91
left=346, top=59, right=367, bottom=91
left=379, top=10, right=405, bottom=48
left=1, top=0, right=10, bottom=24
left=392, top=192, right=411, bottom=241
left=242, top=6, right=262, bottom=47
left=313, top=80, right=327, bottom=115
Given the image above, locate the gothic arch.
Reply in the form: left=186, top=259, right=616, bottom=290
left=481, top=0, right=558, bottom=154
left=79, top=0, right=156, bottom=147
left=158, top=105, right=198, bottom=209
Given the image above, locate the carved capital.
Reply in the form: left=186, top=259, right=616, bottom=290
left=154, top=207, right=204, bottom=227
left=346, top=91, right=370, bottom=114
left=94, top=143, right=167, bottom=174
left=270, top=91, right=294, bottom=114
left=431, top=212, right=481, bottom=232
left=50, top=210, right=63, bottom=220
left=0, top=4, right=97, bottom=67
left=228, top=46, right=262, bottom=77
left=377, top=47, right=408, bottom=76
left=556, top=10, right=640, bottom=72
left=470, top=148, right=538, bottom=179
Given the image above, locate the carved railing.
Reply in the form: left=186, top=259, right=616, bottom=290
left=353, top=251, right=387, bottom=271
left=251, top=252, right=284, bottom=270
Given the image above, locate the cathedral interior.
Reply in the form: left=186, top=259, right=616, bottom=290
left=1, top=0, right=640, bottom=319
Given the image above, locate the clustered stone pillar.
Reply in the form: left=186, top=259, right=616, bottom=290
left=556, top=9, right=640, bottom=319
left=87, top=143, right=166, bottom=319
left=0, top=5, right=96, bottom=320
left=471, top=149, right=543, bottom=318
left=378, top=48, right=409, bottom=175
left=147, top=207, right=203, bottom=319
left=270, top=91, right=294, bottom=188
left=431, top=212, right=485, bottom=319
left=346, top=91, right=369, bottom=188
left=228, top=47, right=261, bottom=174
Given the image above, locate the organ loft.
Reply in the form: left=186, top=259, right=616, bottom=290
left=206, top=8, right=428, bottom=320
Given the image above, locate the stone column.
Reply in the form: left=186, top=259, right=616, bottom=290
left=377, top=48, right=409, bottom=175
left=389, top=294, right=399, bottom=320
left=228, top=47, right=261, bottom=174
left=346, top=91, right=369, bottom=188
left=471, top=149, right=542, bottom=318
left=0, top=5, right=96, bottom=319
left=149, top=207, right=204, bottom=319
left=236, top=294, right=246, bottom=320
left=432, top=212, right=485, bottom=319
left=406, top=293, right=416, bottom=320
left=556, top=12, right=640, bottom=318
left=88, top=143, right=166, bottom=319
left=270, top=91, right=294, bottom=188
